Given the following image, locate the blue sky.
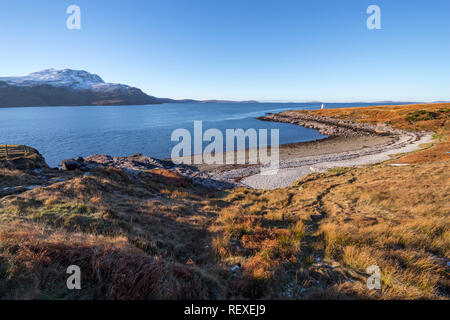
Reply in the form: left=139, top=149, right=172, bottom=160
left=0, top=0, right=449, bottom=101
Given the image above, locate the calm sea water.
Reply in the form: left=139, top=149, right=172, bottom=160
left=0, top=102, right=406, bottom=167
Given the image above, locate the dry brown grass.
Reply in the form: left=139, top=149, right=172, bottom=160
left=0, top=222, right=224, bottom=299
left=208, top=160, right=448, bottom=299
left=307, top=102, right=449, bottom=131
left=0, top=169, right=40, bottom=188
left=0, top=166, right=231, bottom=299
left=316, top=162, right=449, bottom=299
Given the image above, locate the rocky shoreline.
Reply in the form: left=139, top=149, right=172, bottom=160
left=258, top=110, right=405, bottom=137
left=1, top=147, right=236, bottom=199
left=209, top=110, right=432, bottom=189
left=54, top=111, right=432, bottom=190
left=61, top=153, right=237, bottom=190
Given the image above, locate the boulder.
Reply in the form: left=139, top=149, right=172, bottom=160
left=61, top=159, right=82, bottom=171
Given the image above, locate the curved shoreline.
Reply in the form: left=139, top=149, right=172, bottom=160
left=202, top=111, right=433, bottom=189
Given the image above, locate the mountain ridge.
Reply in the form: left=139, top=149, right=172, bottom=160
left=0, top=69, right=161, bottom=107
left=0, top=69, right=439, bottom=108
left=0, top=69, right=263, bottom=107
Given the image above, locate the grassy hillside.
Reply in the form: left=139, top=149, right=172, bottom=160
left=0, top=103, right=448, bottom=299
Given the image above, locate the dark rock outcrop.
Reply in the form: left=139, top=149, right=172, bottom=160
left=0, top=145, right=49, bottom=170
left=61, top=153, right=236, bottom=189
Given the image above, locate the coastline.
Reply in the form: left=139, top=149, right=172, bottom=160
left=192, top=134, right=394, bottom=174
left=192, top=110, right=432, bottom=189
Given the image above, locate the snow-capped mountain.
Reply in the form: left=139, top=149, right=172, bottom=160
left=0, top=69, right=105, bottom=89
left=0, top=69, right=161, bottom=107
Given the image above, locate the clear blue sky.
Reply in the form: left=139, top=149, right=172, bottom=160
left=0, top=0, right=449, bottom=102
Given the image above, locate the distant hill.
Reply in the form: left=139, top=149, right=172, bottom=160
left=157, top=98, right=260, bottom=104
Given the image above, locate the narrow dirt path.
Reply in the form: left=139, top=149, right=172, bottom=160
left=288, top=174, right=370, bottom=298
